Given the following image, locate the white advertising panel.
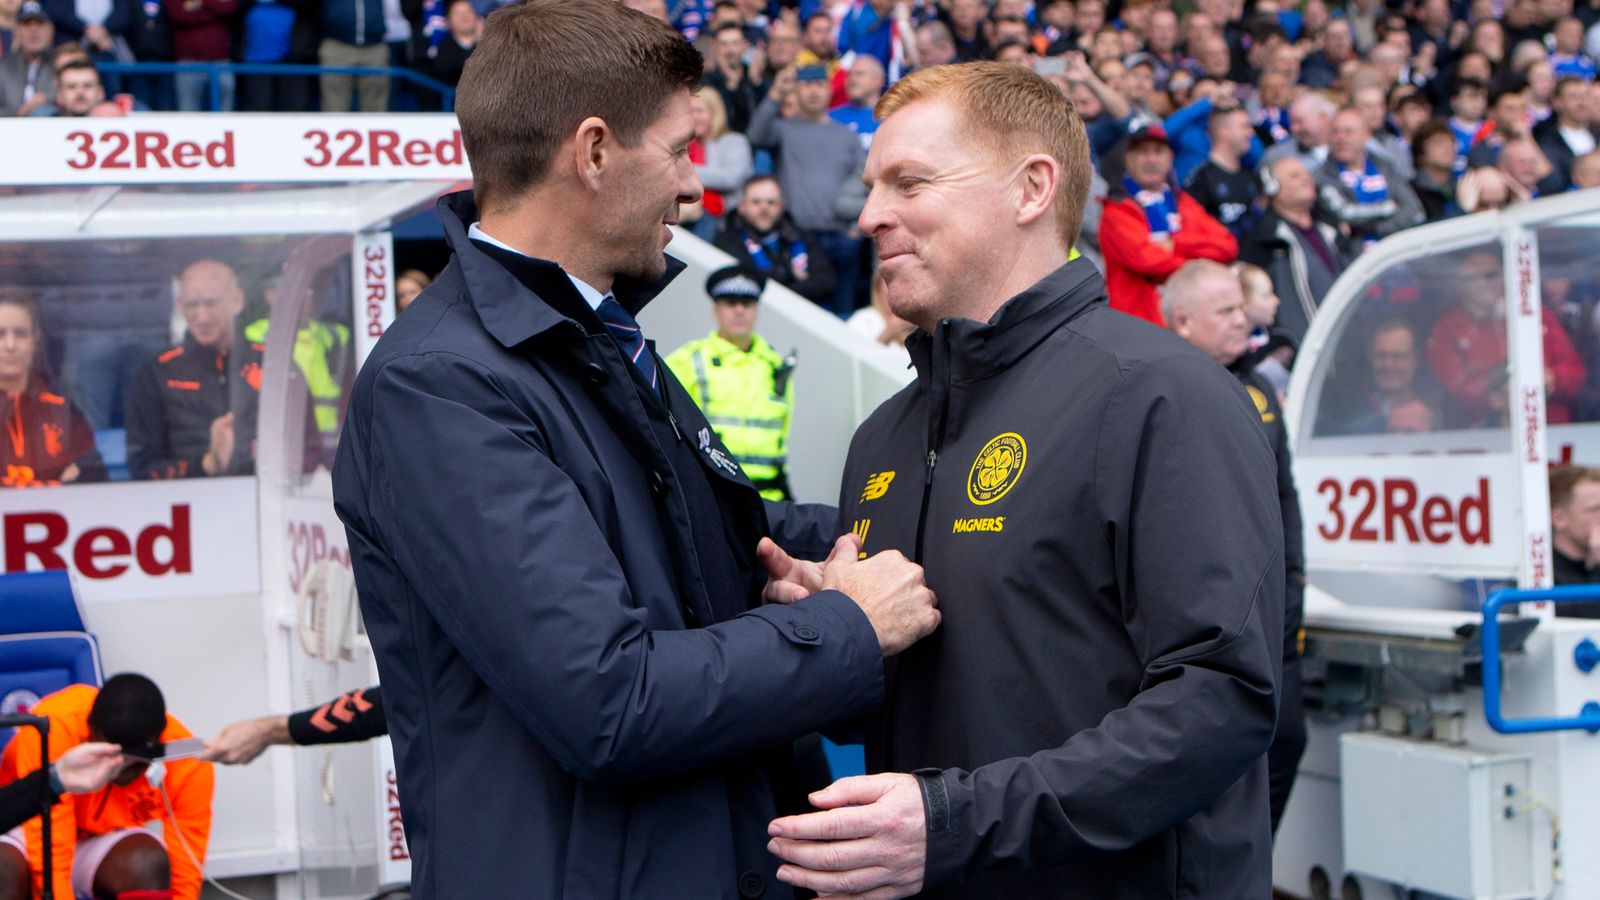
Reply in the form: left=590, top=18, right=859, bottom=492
left=1505, top=231, right=1554, bottom=601
left=1300, top=454, right=1520, bottom=576
left=6, top=115, right=468, bottom=185
left=0, top=477, right=259, bottom=603
left=376, top=736, right=411, bottom=887
left=353, top=232, right=395, bottom=372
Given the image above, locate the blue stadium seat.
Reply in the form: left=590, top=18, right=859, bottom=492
left=0, top=572, right=103, bottom=749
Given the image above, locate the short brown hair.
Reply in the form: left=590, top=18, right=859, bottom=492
left=875, top=62, right=1091, bottom=251
left=455, top=0, right=702, bottom=213
left=1550, top=465, right=1600, bottom=510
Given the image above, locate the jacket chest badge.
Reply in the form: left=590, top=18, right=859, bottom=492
left=1246, top=385, right=1276, bottom=423
left=696, top=427, right=741, bottom=477
left=860, top=471, right=895, bottom=502
left=967, top=432, right=1026, bottom=506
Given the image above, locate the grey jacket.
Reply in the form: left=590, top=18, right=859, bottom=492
left=0, top=52, right=53, bottom=117
left=1315, top=153, right=1426, bottom=244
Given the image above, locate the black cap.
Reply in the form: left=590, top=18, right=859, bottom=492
left=17, top=1, right=48, bottom=23
left=705, top=265, right=767, bottom=302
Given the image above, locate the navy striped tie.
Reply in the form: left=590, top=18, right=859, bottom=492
left=596, top=294, right=658, bottom=393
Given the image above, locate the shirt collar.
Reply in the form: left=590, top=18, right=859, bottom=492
left=467, top=221, right=609, bottom=310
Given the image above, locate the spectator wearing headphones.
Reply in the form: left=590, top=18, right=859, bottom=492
left=1239, top=154, right=1354, bottom=345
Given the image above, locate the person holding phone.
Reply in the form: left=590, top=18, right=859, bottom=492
left=0, top=675, right=214, bottom=900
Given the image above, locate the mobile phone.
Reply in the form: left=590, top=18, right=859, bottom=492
left=1035, top=56, right=1067, bottom=76
left=121, top=737, right=206, bottom=761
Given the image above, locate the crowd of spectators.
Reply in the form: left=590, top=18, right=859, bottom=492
left=5, top=0, right=1600, bottom=416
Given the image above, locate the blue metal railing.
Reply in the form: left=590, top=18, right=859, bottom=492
left=97, top=61, right=456, bottom=112
left=1480, top=585, right=1600, bottom=735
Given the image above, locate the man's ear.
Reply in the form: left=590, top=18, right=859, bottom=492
left=1015, top=154, right=1060, bottom=228
left=573, top=116, right=612, bottom=191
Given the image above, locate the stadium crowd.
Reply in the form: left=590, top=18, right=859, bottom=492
left=13, top=0, right=1587, bottom=325
left=2, top=0, right=1600, bottom=444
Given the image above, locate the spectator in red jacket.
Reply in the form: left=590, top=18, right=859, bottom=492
left=1100, top=124, right=1238, bottom=325
left=1426, top=248, right=1586, bottom=427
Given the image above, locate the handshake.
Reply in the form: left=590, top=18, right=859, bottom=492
left=757, top=533, right=940, bottom=656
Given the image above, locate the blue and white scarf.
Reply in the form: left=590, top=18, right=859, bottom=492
left=1258, top=107, right=1291, bottom=144
left=1336, top=157, right=1389, bottom=205
left=744, top=229, right=809, bottom=278
left=1124, top=176, right=1181, bottom=240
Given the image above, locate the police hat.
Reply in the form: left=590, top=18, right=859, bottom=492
left=705, top=266, right=766, bottom=302
left=17, top=1, right=48, bottom=23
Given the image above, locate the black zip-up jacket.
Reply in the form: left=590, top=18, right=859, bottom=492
left=126, top=331, right=262, bottom=479
left=836, top=259, right=1283, bottom=899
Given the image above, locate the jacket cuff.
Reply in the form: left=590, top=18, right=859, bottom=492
left=746, top=589, right=886, bottom=717
left=917, top=768, right=975, bottom=891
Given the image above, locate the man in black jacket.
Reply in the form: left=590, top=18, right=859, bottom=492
left=764, top=61, right=1281, bottom=900
left=1163, top=259, right=1307, bottom=837
left=332, top=3, right=939, bottom=897
left=126, top=259, right=262, bottom=480
left=714, top=174, right=837, bottom=307
left=1534, top=76, right=1598, bottom=193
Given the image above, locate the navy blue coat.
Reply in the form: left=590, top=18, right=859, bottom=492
left=333, top=192, right=885, bottom=899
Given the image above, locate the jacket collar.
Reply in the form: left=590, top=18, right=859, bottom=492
left=906, top=257, right=1104, bottom=382
left=438, top=190, right=686, bottom=350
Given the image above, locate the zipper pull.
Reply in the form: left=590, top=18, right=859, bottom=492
left=667, top=409, right=683, bottom=442
left=925, top=449, right=937, bottom=484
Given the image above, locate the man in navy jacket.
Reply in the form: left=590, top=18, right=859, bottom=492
left=332, top=2, right=939, bottom=897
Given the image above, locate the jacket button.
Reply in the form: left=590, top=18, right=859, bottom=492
left=584, top=362, right=607, bottom=385
left=737, top=871, right=766, bottom=898
left=649, top=471, right=667, bottom=496
left=792, top=624, right=820, bottom=643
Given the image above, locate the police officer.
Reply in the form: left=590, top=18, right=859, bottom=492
left=666, top=265, right=797, bottom=500
left=243, top=275, right=351, bottom=457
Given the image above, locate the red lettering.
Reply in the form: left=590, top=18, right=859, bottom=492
left=133, top=131, right=169, bottom=168
left=1523, top=387, right=1542, bottom=463
left=103, top=131, right=132, bottom=169
left=1529, top=533, right=1547, bottom=586
left=403, top=139, right=430, bottom=166
left=1383, top=479, right=1419, bottom=542
left=369, top=129, right=401, bottom=166
left=365, top=244, right=386, bottom=262
left=73, top=527, right=132, bottom=578
left=1349, top=479, right=1379, bottom=541
left=135, top=504, right=192, bottom=575
left=205, top=131, right=234, bottom=167
left=1460, top=478, right=1491, bottom=545
left=4, top=512, right=68, bottom=571
left=1316, top=477, right=1493, bottom=547
left=436, top=130, right=464, bottom=165
left=334, top=129, right=363, bottom=167
left=172, top=140, right=201, bottom=168
left=303, top=129, right=331, bottom=167
left=1421, top=497, right=1453, bottom=543
left=1317, top=479, right=1344, bottom=540
left=66, top=131, right=95, bottom=169
left=386, top=770, right=409, bottom=860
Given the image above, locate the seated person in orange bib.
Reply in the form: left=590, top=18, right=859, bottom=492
left=0, top=289, right=106, bottom=487
left=0, top=675, right=213, bottom=900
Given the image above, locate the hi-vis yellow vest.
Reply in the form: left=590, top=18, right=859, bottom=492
left=244, top=317, right=350, bottom=438
left=666, top=331, right=794, bottom=500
